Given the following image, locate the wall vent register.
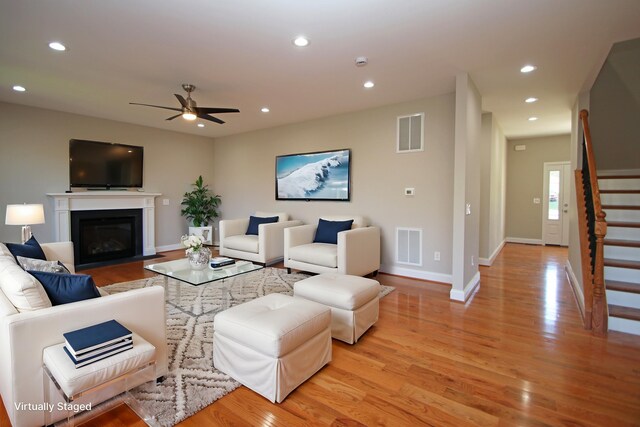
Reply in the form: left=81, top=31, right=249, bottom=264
left=397, top=113, right=424, bottom=152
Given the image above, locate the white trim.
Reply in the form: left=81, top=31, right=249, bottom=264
left=156, top=243, right=183, bottom=253
left=380, top=264, right=452, bottom=284
left=597, top=168, right=640, bottom=176
left=505, top=237, right=543, bottom=245
left=565, top=261, right=585, bottom=322
left=479, top=240, right=505, bottom=266
left=609, top=316, right=640, bottom=336
left=450, top=271, right=480, bottom=302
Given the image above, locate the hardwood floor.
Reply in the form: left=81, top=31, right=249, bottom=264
left=2, top=243, right=640, bottom=426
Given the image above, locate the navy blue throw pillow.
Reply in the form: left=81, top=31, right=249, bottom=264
left=245, top=216, right=279, bottom=235
left=28, top=271, right=101, bottom=306
left=313, top=219, right=354, bottom=245
left=5, top=235, right=47, bottom=261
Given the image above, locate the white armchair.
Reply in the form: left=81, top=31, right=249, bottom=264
left=219, top=211, right=303, bottom=266
left=284, top=215, right=380, bottom=276
left=0, top=242, right=168, bottom=427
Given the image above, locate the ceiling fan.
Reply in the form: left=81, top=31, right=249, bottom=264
left=130, top=84, right=239, bottom=124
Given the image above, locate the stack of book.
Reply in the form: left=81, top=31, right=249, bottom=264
left=63, top=320, right=133, bottom=368
left=210, top=257, right=235, bottom=269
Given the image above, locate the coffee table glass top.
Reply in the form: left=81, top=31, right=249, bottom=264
left=145, top=258, right=263, bottom=286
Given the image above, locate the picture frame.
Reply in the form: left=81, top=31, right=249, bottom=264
left=275, top=149, right=351, bottom=201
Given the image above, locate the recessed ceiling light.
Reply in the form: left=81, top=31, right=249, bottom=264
left=525, top=97, right=538, bottom=103
left=48, top=41, right=66, bottom=51
left=528, top=116, right=538, bottom=121
left=293, top=36, right=309, bottom=47
left=261, top=107, right=270, bottom=113
left=197, top=123, right=205, bottom=128
left=363, top=81, right=375, bottom=89
left=12, top=85, right=26, bottom=92
left=520, top=64, right=537, bottom=73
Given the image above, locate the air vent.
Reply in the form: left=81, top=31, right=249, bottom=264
left=396, top=227, right=422, bottom=266
left=397, top=113, right=424, bottom=152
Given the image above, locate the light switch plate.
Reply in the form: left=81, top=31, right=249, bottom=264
left=465, top=203, right=471, bottom=215
left=405, top=188, right=415, bottom=196
left=162, top=199, right=170, bottom=206
left=533, top=198, right=540, bottom=204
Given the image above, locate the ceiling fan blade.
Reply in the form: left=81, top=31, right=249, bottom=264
left=174, top=94, right=188, bottom=108
left=130, top=102, right=182, bottom=112
left=199, top=114, right=225, bottom=124
left=195, top=107, right=240, bottom=114
left=165, top=113, right=182, bottom=121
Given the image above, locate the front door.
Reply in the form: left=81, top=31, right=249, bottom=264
left=543, top=162, right=570, bottom=246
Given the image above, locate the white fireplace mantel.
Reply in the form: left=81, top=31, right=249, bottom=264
left=46, top=191, right=162, bottom=256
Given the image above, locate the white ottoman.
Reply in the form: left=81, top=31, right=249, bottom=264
left=213, top=293, right=332, bottom=403
left=294, top=273, right=380, bottom=344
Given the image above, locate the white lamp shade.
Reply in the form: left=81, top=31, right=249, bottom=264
left=5, top=204, right=45, bottom=225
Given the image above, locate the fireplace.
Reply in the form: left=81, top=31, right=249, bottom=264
left=71, top=209, right=143, bottom=267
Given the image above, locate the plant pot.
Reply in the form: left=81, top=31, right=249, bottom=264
left=188, top=246, right=211, bottom=270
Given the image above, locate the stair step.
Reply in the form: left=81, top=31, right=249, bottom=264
left=598, top=175, right=640, bottom=179
left=604, top=258, right=640, bottom=269
left=604, top=239, right=640, bottom=248
left=609, top=305, right=640, bottom=321
left=602, top=205, right=640, bottom=210
left=608, top=221, right=640, bottom=228
left=600, top=189, right=640, bottom=194
left=607, top=280, right=640, bottom=293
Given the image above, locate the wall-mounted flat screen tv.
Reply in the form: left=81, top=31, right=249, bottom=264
left=276, top=148, right=350, bottom=201
left=69, top=139, right=143, bottom=188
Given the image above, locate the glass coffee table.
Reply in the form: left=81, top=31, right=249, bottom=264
left=145, top=258, right=263, bottom=303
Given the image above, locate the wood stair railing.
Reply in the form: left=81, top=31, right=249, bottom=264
left=576, top=110, right=608, bottom=335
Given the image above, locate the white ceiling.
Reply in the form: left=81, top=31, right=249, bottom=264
left=1, top=0, right=639, bottom=140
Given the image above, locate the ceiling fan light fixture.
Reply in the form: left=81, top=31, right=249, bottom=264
left=12, top=85, right=26, bottom=92
left=182, top=111, right=197, bottom=121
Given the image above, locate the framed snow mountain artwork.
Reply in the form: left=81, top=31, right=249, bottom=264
left=275, top=149, right=351, bottom=201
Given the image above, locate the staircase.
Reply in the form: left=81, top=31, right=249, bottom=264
left=600, top=174, right=640, bottom=335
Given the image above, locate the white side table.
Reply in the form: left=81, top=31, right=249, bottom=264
left=43, top=332, right=157, bottom=426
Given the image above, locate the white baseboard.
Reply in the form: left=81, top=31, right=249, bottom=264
left=450, top=271, right=481, bottom=302
left=380, top=264, right=452, bottom=284
left=505, top=237, right=543, bottom=245
left=565, top=260, right=585, bottom=322
left=479, top=240, right=505, bottom=266
left=155, top=243, right=183, bottom=253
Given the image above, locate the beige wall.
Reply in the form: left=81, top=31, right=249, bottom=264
left=480, top=113, right=506, bottom=263
left=590, top=37, right=640, bottom=170
left=0, top=102, right=216, bottom=247
left=505, top=134, right=570, bottom=241
left=213, top=93, right=456, bottom=278
left=452, top=73, right=482, bottom=298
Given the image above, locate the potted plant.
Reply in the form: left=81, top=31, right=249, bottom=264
left=180, top=175, right=221, bottom=245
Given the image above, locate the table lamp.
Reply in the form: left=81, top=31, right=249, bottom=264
left=5, top=204, right=45, bottom=243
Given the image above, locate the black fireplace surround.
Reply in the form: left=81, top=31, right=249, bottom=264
left=71, top=209, right=143, bottom=267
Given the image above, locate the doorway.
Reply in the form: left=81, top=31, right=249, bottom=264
left=543, top=162, right=570, bottom=246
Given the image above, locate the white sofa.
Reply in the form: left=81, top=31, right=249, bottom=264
left=0, top=242, right=169, bottom=427
left=284, top=215, right=380, bottom=276
left=219, top=211, right=303, bottom=265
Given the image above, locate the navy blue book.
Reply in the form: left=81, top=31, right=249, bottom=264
left=63, top=342, right=133, bottom=368
left=63, top=320, right=132, bottom=357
